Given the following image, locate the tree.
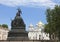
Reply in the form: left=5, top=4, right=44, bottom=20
left=44, top=24, right=50, bottom=33
left=2, top=24, right=8, bottom=28
left=45, top=5, right=60, bottom=40
left=0, top=24, right=1, bottom=27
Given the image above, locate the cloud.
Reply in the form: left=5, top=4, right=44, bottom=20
left=0, top=0, right=57, bottom=8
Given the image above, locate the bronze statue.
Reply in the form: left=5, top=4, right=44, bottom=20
left=16, top=8, right=22, bottom=16
left=11, top=8, right=25, bottom=28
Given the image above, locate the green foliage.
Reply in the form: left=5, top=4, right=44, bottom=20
left=44, top=24, right=50, bottom=33
left=45, top=5, right=60, bottom=40
left=0, top=24, right=1, bottom=27
left=2, top=24, right=8, bottom=28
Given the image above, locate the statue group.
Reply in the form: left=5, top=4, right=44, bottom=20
left=11, top=9, right=25, bottom=28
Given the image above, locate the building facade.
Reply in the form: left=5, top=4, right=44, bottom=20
left=0, top=27, right=9, bottom=40
left=28, top=21, right=50, bottom=40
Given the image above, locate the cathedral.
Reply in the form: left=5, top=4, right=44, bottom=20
left=28, top=21, right=50, bottom=40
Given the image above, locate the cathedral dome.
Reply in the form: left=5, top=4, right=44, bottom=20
left=29, top=24, right=34, bottom=28
left=36, top=21, right=44, bottom=28
left=38, top=21, right=44, bottom=25
left=29, top=24, right=34, bottom=31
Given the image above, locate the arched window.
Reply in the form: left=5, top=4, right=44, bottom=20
left=39, top=35, right=41, bottom=40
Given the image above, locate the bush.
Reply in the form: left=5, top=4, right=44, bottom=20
left=2, top=24, right=8, bottom=28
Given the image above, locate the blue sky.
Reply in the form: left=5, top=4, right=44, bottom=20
left=0, top=0, right=60, bottom=30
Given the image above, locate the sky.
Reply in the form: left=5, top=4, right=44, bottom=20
left=0, top=0, right=60, bottom=30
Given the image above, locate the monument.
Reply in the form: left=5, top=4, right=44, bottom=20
left=7, top=8, right=28, bottom=40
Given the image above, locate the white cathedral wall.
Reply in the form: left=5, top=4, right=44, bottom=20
left=28, top=32, right=36, bottom=40
left=28, top=31, right=42, bottom=40
left=42, top=33, right=50, bottom=40
left=28, top=30, right=50, bottom=40
left=0, top=28, right=9, bottom=40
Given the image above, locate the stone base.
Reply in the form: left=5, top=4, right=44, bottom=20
left=0, top=40, right=59, bottom=42
left=7, top=37, right=29, bottom=41
left=8, top=31, right=28, bottom=37
left=7, top=28, right=28, bottom=40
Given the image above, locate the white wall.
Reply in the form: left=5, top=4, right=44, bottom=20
left=0, top=28, right=9, bottom=40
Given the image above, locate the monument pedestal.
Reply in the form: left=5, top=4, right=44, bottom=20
left=8, top=37, right=29, bottom=41
left=7, top=28, right=28, bottom=40
left=8, top=31, right=28, bottom=40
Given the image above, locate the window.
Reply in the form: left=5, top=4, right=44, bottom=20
left=46, top=34, right=48, bottom=37
left=39, top=35, right=41, bottom=40
left=0, top=36, right=1, bottom=40
left=0, top=31, right=1, bottom=34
